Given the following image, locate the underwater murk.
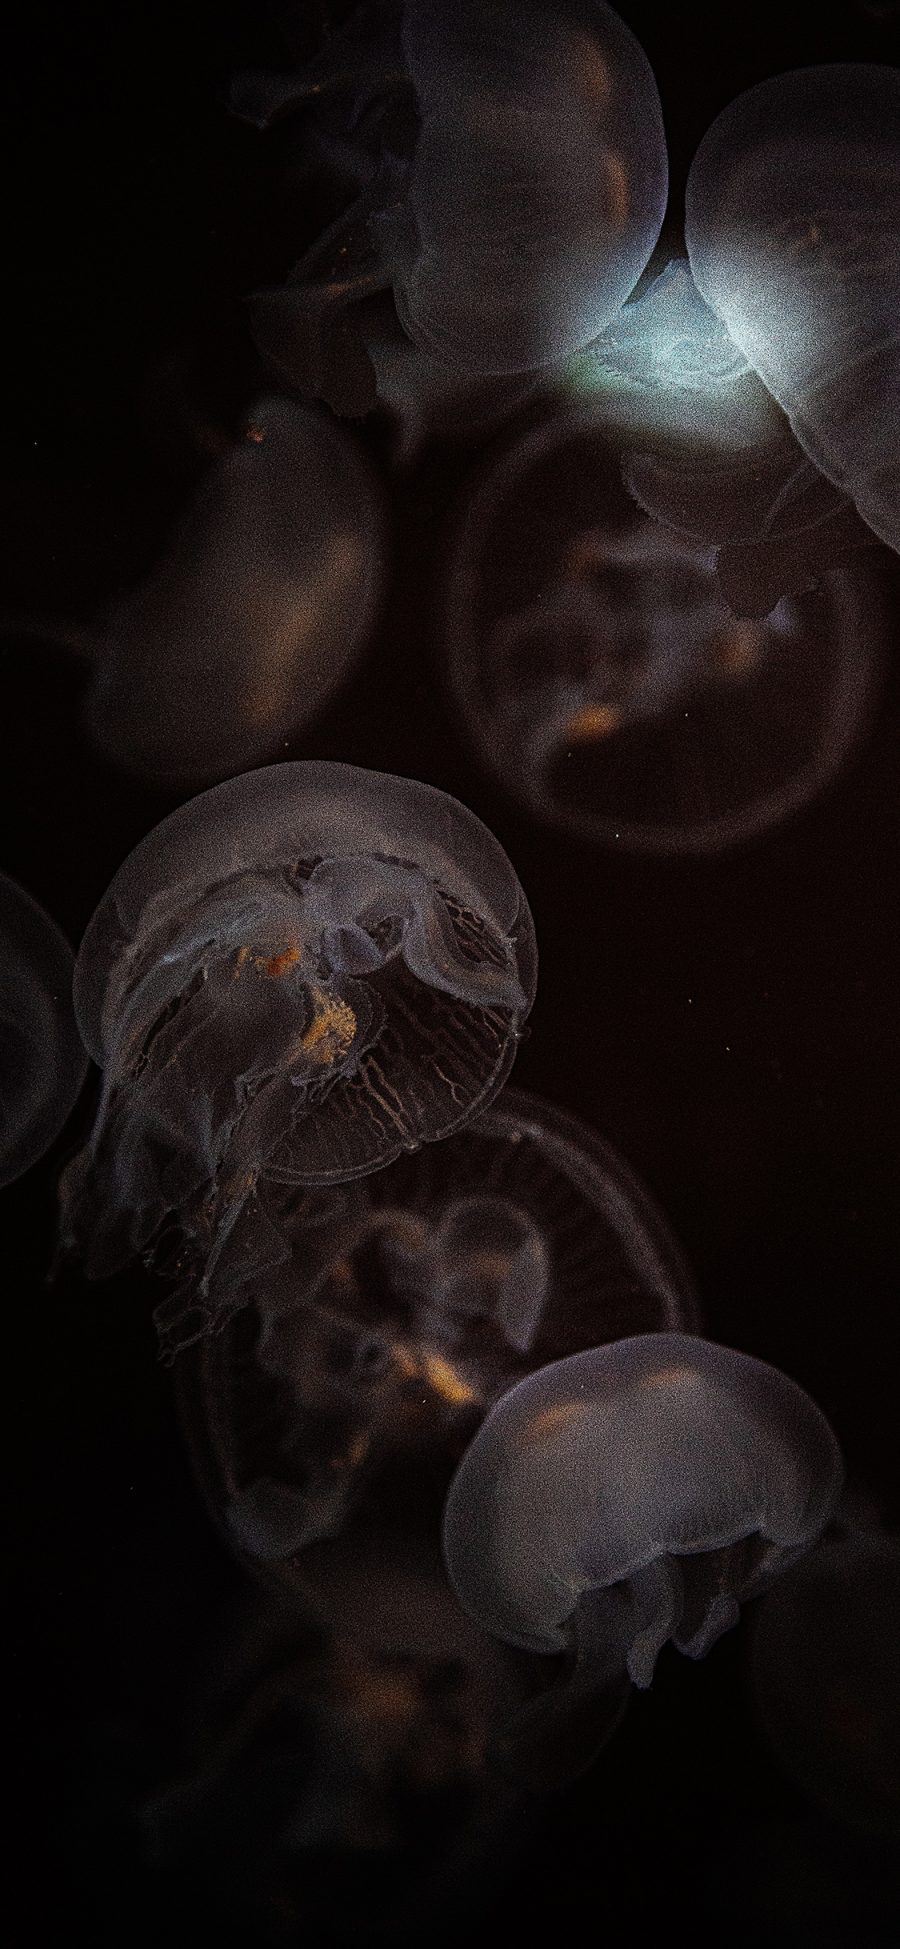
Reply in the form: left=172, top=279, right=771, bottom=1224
left=6, top=2, right=900, bottom=1946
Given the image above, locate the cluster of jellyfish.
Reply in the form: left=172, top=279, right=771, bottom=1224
left=6, top=0, right=900, bottom=1928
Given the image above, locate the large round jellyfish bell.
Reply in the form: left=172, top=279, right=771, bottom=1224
left=172, top=1090, right=698, bottom=1563
left=234, top=0, right=668, bottom=416
left=442, top=1333, right=843, bottom=1786
left=0, top=875, right=88, bottom=1187
left=57, top=763, right=536, bottom=1338
left=683, top=63, right=900, bottom=563
left=445, top=426, right=882, bottom=853
left=78, top=397, right=384, bottom=788
left=749, top=1526, right=900, bottom=1839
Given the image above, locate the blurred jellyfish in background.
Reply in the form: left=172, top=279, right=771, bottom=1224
left=563, top=63, right=900, bottom=595
left=172, top=1089, right=697, bottom=1571
left=58, top=763, right=536, bottom=1349
left=54, top=397, right=384, bottom=787
left=749, top=1524, right=900, bottom=1839
left=445, top=420, right=882, bottom=852
left=117, top=1581, right=529, bottom=1947
left=442, top=1333, right=843, bottom=1786
left=0, top=874, right=87, bottom=1187
left=233, top=0, right=668, bottom=445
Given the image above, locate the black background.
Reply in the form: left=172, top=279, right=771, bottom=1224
left=5, top=2, right=900, bottom=1942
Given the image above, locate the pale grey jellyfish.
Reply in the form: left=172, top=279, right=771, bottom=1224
left=235, top=0, right=668, bottom=422
left=445, top=422, right=882, bottom=853
left=442, top=1334, right=843, bottom=1783
left=0, top=875, right=87, bottom=1187
left=80, top=397, right=385, bottom=786
left=57, top=762, right=536, bottom=1343
left=562, top=256, right=875, bottom=601
left=749, top=1528, right=900, bottom=1838
left=172, top=1089, right=697, bottom=1565
left=684, top=64, right=900, bottom=563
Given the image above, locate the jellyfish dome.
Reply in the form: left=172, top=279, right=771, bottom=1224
left=173, top=1090, right=698, bottom=1566
left=445, top=420, right=882, bottom=853
left=237, top=0, right=668, bottom=411
left=84, top=398, right=385, bottom=788
left=442, top=1333, right=843, bottom=1781
left=0, top=875, right=87, bottom=1187
left=57, top=763, right=536, bottom=1330
left=684, top=63, right=900, bottom=560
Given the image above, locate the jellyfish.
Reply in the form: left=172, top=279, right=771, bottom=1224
left=173, top=1089, right=698, bottom=1566
left=136, top=1579, right=526, bottom=1947
left=75, top=397, right=384, bottom=787
left=564, top=65, right=900, bottom=582
left=57, top=762, right=536, bottom=1346
left=749, top=1527, right=900, bottom=1838
left=234, top=0, right=668, bottom=429
left=683, top=64, right=900, bottom=564
left=562, top=256, right=876, bottom=599
left=442, top=1333, right=843, bottom=1785
left=0, top=875, right=88, bottom=1188
left=445, top=421, right=882, bottom=853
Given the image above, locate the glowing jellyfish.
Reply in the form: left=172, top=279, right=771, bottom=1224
left=173, top=1089, right=697, bottom=1565
left=0, top=874, right=87, bottom=1187
left=445, top=418, right=882, bottom=852
left=81, top=397, right=385, bottom=787
left=750, top=1527, right=900, bottom=1838
left=442, top=1333, right=843, bottom=1784
left=235, top=0, right=668, bottom=421
left=57, top=762, right=536, bottom=1343
left=562, top=256, right=875, bottom=600
left=684, top=64, right=900, bottom=563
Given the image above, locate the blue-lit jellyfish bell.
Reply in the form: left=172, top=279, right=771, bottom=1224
left=79, top=397, right=385, bottom=787
left=234, top=0, right=668, bottom=437
left=445, top=417, right=882, bottom=853
left=749, top=1526, right=900, bottom=1839
left=442, top=1334, right=844, bottom=1786
left=684, top=63, right=900, bottom=566
left=561, top=256, right=876, bottom=609
left=173, top=1089, right=698, bottom=1582
left=0, top=875, right=88, bottom=1187
left=57, top=762, right=536, bottom=1347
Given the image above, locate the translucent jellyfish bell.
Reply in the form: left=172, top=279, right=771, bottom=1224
left=83, top=398, right=385, bottom=787
left=562, top=255, right=873, bottom=595
left=442, top=1334, right=843, bottom=1784
left=0, top=875, right=87, bottom=1186
left=236, top=0, right=668, bottom=414
left=173, top=1090, right=697, bottom=1562
left=446, top=422, right=882, bottom=853
left=684, top=63, right=900, bottom=561
left=57, top=762, right=536, bottom=1332
left=749, top=1528, right=900, bottom=1838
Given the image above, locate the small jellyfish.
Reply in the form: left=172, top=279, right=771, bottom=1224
left=58, top=762, right=536, bottom=1341
left=173, top=1089, right=697, bottom=1566
left=137, top=1579, right=526, bottom=1946
left=445, top=419, right=882, bottom=852
left=684, top=64, right=900, bottom=562
left=442, top=1333, right=843, bottom=1785
left=562, top=256, right=876, bottom=599
left=81, top=397, right=385, bottom=787
left=0, top=874, right=87, bottom=1187
left=749, top=1527, right=900, bottom=1838
left=235, top=0, right=668, bottom=420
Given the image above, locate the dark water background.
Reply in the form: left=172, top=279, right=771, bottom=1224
left=5, top=2, right=899, bottom=1941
